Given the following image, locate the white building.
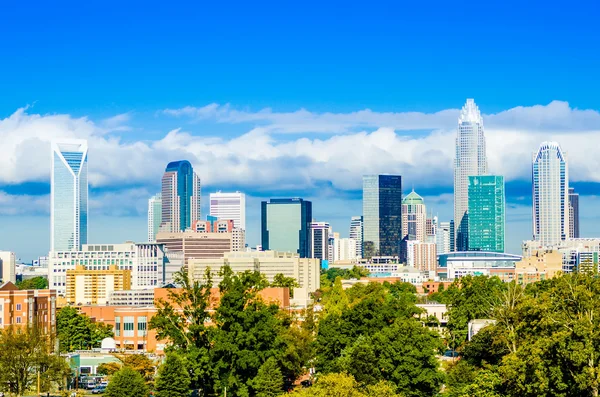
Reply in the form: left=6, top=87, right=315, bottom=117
left=333, top=237, right=358, bottom=262
left=310, top=222, right=330, bottom=261
left=51, top=140, right=88, bottom=251
left=0, top=251, right=16, bottom=284
left=147, top=193, right=162, bottom=242
left=436, top=222, right=452, bottom=254
left=209, top=191, right=246, bottom=230
left=437, top=252, right=521, bottom=280
left=188, top=251, right=320, bottom=307
left=391, top=266, right=430, bottom=285
left=350, top=216, right=363, bottom=259
left=108, top=289, right=155, bottom=306
left=532, top=142, right=569, bottom=246
left=48, top=243, right=167, bottom=296
left=523, top=238, right=600, bottom=273
left=454, top=99, right=487, bottom=251
left=402, top=190, right=427, bottom=243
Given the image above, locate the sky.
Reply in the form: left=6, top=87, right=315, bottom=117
left=1, top=0, right=600, bottom=261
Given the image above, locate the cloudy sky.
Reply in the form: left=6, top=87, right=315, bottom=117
left=1, top=1, right=600, bottom=261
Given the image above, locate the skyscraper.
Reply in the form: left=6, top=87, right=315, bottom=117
left=362, top=175, right=402, bottom=258
left=51, top=140, right=88, bottom=251
left=401, top=190, right=427, bottom=242
left=160, top=160, right=201, bottom=233
left=468, top=175, right=505, bottom=252
left=349, top=216, right=363, bottom=259
left=261, top=198, right=312, bottom=258
left=436, top=222, right=452, bottom=254
left=532, top=142, right=569, bottom=245
left=209, top=191, right=246, bottom=230
left=147, top=193, right=162, bottom=242
left=569, top=187, right=580, bottom=238
left=310, top=221, right=330, bottom=261
left=454, top=99, right=487, bottom=251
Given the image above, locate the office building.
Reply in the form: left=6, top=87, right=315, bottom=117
left=160, top=160, right=202, bottom=233
left=468, top=175, right=505, bottom=252
left=108, top=289, right=155, bottom=306
left=0, top=282, right=56, bottom=332
left=437, top=251, right=521, bottom=280
left=66, top=265, right=131, bottom=305
left=350, top=216, right=363, bottom=259
left=523, top=238, right=600, bottom=274
left=209, top=191, right=246, bottom=230
left=532, top=142, right=569, bottom=246
left=362, top=175, right=403, bottom=258
left=192, top=218, right=245, bottom=252
left=147, top=193, right=162, bottom=242
left=0, top=251, right=16, bottom=284
left=405, top=241, right=437, bottom=272
left=156, top=231, right=232, bottom=265
left=436, top=222, right=452, bottom=254
left=514, top=250, right=563, bottom=285
left=49, top=243, right=167, bottom=296
left=569, top=187, right=580, bottom=238
left=310, top=222, right=330, bottom=261
left=333, top=237, right=358, bottom=262
left=261, top=198, right=312, bottom=258
left=402, top=190, right=427, bottom=243
left=454, top=99, right=488, bottom=251
left=51, top=140, right=88, bottom=251
left=426, top=216, right=437, bottom=242
left=188, top=251, right=320, bottom=307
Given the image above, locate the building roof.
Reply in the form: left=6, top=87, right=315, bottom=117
left=402, top=190, right=424, bottom=205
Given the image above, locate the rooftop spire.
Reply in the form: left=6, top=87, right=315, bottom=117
left=459, top=98, right=483, bottom=124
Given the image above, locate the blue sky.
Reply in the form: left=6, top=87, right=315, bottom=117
left=1, top=0, right=600, bottom=261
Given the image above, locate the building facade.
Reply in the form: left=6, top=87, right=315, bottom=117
left=514, top=250, right=563, bottom=285
left=569, top=187, right=580, bottom=238
left=160, top=160, right=202, bottom=233
left=333, top=237, right=358, bottom=262
left=310, top=222, right=330, bottom=261
left=362, top=175, right=403, bottom=258
left=532, top=142, right=569, bottom=246
left=49, top=243, right=167, bottom=296
left=147, top=193, right=162, bottom=242
left=436, top=222, right=452, bottom=255
left=108, top=289, right=155, bottom=306
left=454, top=99, right=487, bottom=252
left=51, top=140, right=88, bottom=251
left=437, top=251, right=521, bottom=280
left=156, top=231, right=233, bottom=265
left=66, top=265, right=131, bottom=305
left=349, top=216, right=363, bottom=259
left=188, top=251, right=320, bottom=307
left=0, top=282, right=57, bottom=333
left=261, top=198, right=312, bottom=258
left=468, top=175, right=505, bottom=252
left=209, top=191, right=246, bottom=230
left=402, top=190, right=427, bottom=243
left=0, top=251, right=16, bottom=284
left=405, top=241, right=437, bottom=272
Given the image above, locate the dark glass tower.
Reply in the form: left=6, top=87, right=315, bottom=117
left=363, top=175, right=403, bottom=257
left=569, top=187, right=580, bottom=238
left=261, top=198, right=312, bottom=258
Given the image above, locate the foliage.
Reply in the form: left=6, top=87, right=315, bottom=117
left=320, top=267, right=370, bottom=288
left=155, top=353, right=191, bottom=397
left=16, top=276, right=48, bottom=290
left=0, top=326, right=70, bottom=396
left=97, top=361, right=121, bottom=376
left=96, top=354, right=156, bottom=384
left=56, top=306, right=113, bottom=352
left=252, top=357, right=284, bottom=397
left=271, top=273, right=299, bottom=297
left=104, top=366, right=149, bottom=397
left=289, top=373, right=403, bottom=397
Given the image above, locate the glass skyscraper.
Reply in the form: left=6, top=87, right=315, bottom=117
left=467, top=175, right=505, bottom=252
left=160, top=160, right=202, bottom=233
left=569, top=187, right=580, bottom=238
left=261, top=198, right=312, bottom=258
left=532, top=142, right=569, bottom=246
left=362, top=175, right=402, bottom=258
left=454, top=99, right=488, bottom=251
left=349, top=216, right=363, bottom=259
left=147, top=193, right=162, bottom=242
left=51, top=140, right=88, bottom=251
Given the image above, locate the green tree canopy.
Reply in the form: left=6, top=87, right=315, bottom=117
left=271, top=273, right=299, bottom=297
left=56, top=306, right=113, bottom=352
left=16, top=276, right=48, bottom=290
left=155, top=353, right=190, bottom=397
left=252, top=357, right=284, bottom=397
left=105, top=366, right=149, bottom=397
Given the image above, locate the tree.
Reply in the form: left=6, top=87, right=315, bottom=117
left=271, top=273, right=299, bottom=297
left=155, top=353, right=191, bottom=397
left=0, top=326, right=69, bottom=396
left=56, top=306, right=113, bottom=352
left=288, top=373, right=403, bottom=397
left=252, top=357, right=283, bottom=397
left=104, top=366, right=149, bottom=397
left=16, top=276, right=48, bottom=290
left=97, top=361, right=121, bottom=376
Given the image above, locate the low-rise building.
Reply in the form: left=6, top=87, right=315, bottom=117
left=156, top=231, right=232, bottom=265
left=514, top=250, right=563, bottom=285
left=66, top=265, right=131, bottom=305
left=437, top=251, right=521, bottom=281
left=0, top=282, right=56, bottom=333
left=108, top=289, right=155, bottom=306
left=188, top=251, right=320, bottom=307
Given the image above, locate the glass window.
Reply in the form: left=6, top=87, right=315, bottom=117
left=115, top=316, right=121, bottom=337
left=138, top=316, right=147, bottom=336
left=124, top=316, right=134, bottom=337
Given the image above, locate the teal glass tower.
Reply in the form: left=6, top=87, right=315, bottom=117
left=261, top=198, right=312, bottom=258
left=467, top=175, right=505, bottom=253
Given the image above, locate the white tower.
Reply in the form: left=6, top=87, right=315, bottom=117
left=209, top=192, right=246, bottom=230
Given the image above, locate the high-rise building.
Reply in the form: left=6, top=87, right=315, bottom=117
left=454, top=99, right=487, bottom=251
left=468, top=175, right=505, bottom=252
left=350, top=216, right=363, bottom=259
left=569, top=187, right=580, bottom=238
left=66, top=265, right=131, bottom=305
left=436, top=222, right=452, bottom=255
left=51, top=140, right=88, bottom=251
left=209, top=191, right=246, bottom=230
left=0, top=251, right=16, bottom=284
left=160, top=160, right=201, bottom=233
left=310, top=222, right=330, bottom=261
left=148, top=193, right=162, bottom=242
left=426, top=216, right=437, bottom=241
left=363, top=175, right=403, bottom=258
left=532, top=142, right=569, bottom=246
left=261, top=198, right=312, bottom=258
left=402, top=190, right=427, bottom=242
left=333, top=237, right=358, bottom=262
